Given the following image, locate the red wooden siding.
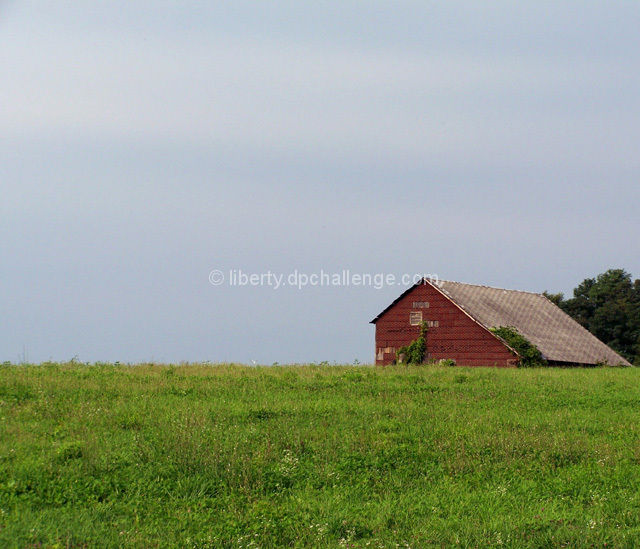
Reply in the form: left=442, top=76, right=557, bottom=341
left=374, top=282, right=517, bottom=367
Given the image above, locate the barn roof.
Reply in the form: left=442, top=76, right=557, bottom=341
left=372, top=279, right=631, bottom=366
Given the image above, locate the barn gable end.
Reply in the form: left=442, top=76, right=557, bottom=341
left=371, top=280, right=517, bottom=367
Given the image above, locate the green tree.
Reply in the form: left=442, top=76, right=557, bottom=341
left=560, top=269, right=640, bottom=364
left=542, top=291, right=564, bottom=306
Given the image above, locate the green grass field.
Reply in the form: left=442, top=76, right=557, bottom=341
left=1, top=363, right=640, bottom=548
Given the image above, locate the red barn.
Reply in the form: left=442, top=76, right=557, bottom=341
left=371, top=278, right=630, bottom=367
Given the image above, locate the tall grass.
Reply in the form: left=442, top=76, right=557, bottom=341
left=1, top=363, right=640, bottom=547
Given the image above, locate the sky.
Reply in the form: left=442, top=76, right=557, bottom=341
left=1, top=1, right=639, bottom=364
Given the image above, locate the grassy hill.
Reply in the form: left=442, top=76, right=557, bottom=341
left=1, top=363, right=640, bottom=547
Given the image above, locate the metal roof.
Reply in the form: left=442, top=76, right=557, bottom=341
left=372, top=279, right=631, bottom=366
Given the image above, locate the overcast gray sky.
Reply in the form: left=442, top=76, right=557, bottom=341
left=1, top=1, right=639, bottom=364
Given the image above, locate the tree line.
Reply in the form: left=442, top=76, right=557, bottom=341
left=544, top=269, right=640, bottom=366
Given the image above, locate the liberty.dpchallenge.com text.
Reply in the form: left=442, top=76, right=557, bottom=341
left=208, top=269, right=440, bottom=290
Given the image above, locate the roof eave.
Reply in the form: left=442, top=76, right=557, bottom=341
left=370, top=278, right=430, bottom=324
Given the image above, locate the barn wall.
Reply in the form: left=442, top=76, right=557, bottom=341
left=374, top=282, right=517, bottom=367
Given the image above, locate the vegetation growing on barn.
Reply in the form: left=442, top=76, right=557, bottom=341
left=396, top=321, right=428, bottom=364
left=490, top=325, right=547, bottom=367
